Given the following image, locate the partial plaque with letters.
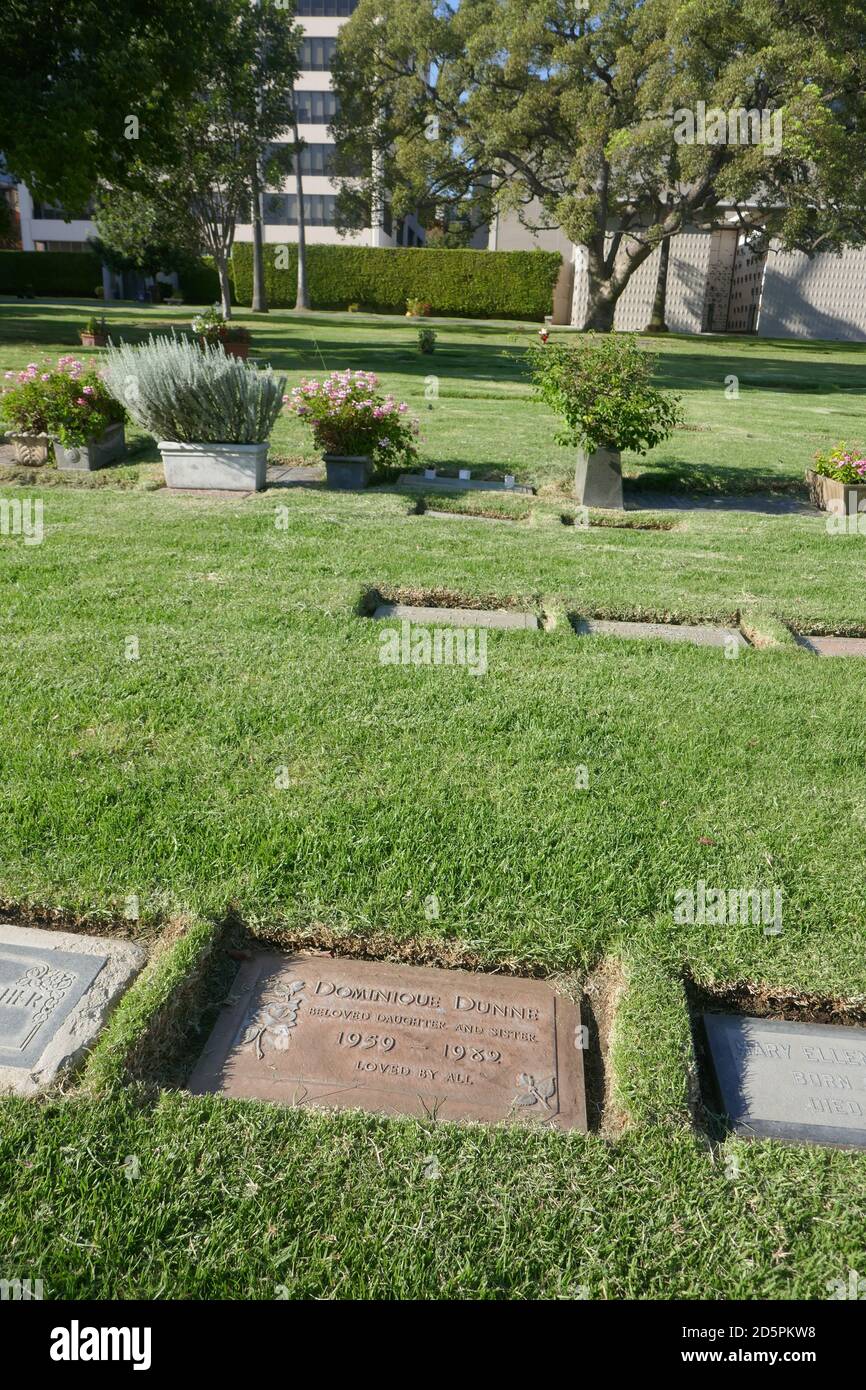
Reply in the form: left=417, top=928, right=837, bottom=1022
left=189, top=952, right=587, bottom=1130
left=703, top=1012, right=866, bottom=1148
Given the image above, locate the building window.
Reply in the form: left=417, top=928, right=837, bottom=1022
left=296, top=0, right=357, bottom=13
left=294, top=90, right=338, bottom=124
left=264, top=194, right=338, bottom=227
left=299, top=37, right=337, bottom=71
left=33, top=240, right=90, bottom=252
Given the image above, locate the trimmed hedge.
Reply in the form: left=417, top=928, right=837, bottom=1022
left=0, top=250, right=102, bottom=297
left=178, top=255, right=227, bottom=305
left=231, top=242, right=562, bottom=319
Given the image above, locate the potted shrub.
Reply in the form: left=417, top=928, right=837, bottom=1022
left=285, top=369, right=419, bottom=489
left=405, top=297, right=432, bottom=318
left=0, top=356, right=126, bottom=469
left=192, top=307, right=252, bottom=359
left=418, top=327, right=436, bottom=355
left=103, top=335, right=285, bottom=491
left=80, top=316, right=108, bottom=348
left=807, top=444, right=866, bottom=516
left=527, top=333, right=683, bottom=508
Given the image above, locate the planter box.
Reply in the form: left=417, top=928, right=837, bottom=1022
left=574, top=446, right=623, bottom=509
left=8, top=432, right=52, bottom=466
left=222, top=340, right=250, bottom=360
left=806, top=468, right=866, bottom=516
left=79, top=332, right=107, bottom=348
left=324, top=454, right=370, bottom=490
left=55, top=422, right=126, bottom=472
left=158, top=440, right=269, bottom=491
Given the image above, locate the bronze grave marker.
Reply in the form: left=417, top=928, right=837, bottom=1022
left=189, top=952, right=587, bottom=1130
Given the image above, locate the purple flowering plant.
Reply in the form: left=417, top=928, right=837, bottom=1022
left=284, top=369, right=419, bottom=465
left=1, top=356, right=124, bottom=447
left=812, top=442, right=866, bottom=484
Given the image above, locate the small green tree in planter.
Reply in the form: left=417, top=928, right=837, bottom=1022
left=102, top=335, right=285, bottom=491
left=527, top=334, right=682, bottom=508
left=0, top=356, right=126, bottom=470
left=285, top=370, right=419, bottom=489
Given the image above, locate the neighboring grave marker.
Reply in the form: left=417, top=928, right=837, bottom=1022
left=189, top=952, right=587, bottom=1130
left=703, top=1012, right=866, bottom=1149
left=0, top=925, right=146, bottom=1095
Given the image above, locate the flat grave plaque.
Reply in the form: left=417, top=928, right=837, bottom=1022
left=189, top=952, right=587, bottom=1130
left=573, top=617, right=748, bottom=649
left=796, top=634, right=866, bottom=658
left=0, top=924, right=146, bottom=1094
left=703, top=1012, right=866, bottom=1149
left=373, top=602, right=538, bottom=630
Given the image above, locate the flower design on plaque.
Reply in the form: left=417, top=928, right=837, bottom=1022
left=240, top=978, right=305, bottom=1059
left=512, top=1073, right=557, bottom=1111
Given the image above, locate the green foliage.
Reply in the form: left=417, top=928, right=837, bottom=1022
left=527, top=334, right=683, bottom=455
left=418, top=327, right=436, bottom=354
left=178, top=256, right=224, bottom=305
left=0, top=251, right=101, bottom=298
left=232, top=243, right=561, bottom=319
left=0, top=354, right=124, bottom=444
left=0, top=0, right=217, bottom=212
left=102, top=335, right=284, bottom=444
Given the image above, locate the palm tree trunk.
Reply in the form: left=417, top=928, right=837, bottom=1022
left=293, top=114, right=310, bottom=311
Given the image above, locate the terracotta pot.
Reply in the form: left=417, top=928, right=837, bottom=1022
left=222, top=340, right=250, bottom=359
left=79, top=333, right=107, bottom=348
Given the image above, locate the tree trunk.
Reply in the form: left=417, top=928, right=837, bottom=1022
left=216, top=253, right=232, bottom=319
left=647, top=236, right=671, bottom=333
left=582, top=291, right=617, bottom=332
left=293, top=117, right=310, bottom=311
left=251, top=159, right=267, bottom=313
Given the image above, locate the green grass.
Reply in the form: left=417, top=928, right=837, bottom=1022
left=1, top=299, right=865, bottom=1300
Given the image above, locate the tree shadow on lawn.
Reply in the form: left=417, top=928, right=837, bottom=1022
left=627, top=459, right=809, bottom=497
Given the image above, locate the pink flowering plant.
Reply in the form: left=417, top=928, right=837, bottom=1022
left=284, top=370, right=419, bottom=467
left=812, top=442, right=866, bottom=484
left=1, top=356, right=124, bottom=447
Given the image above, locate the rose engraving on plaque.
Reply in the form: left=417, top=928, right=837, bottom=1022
left=512, top=1073, right=557, bottom=1110
left=240, top=977, right=305, bottom=1059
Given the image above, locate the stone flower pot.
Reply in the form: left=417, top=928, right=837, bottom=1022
left=8, top=432, right=52, bottom=466
left=79, top=332, right=107, bottom=348
left=574, top=445, right=623, bottom=509
left=54, top=422, right=127, bottom=472
left=324, top=454, right=371, bottom=490
left=158, top=440, right=269, bottom=491
left=806, top=468, right=866, bottom=516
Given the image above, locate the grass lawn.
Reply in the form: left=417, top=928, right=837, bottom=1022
left=0, top=298, right=865, bottom=1300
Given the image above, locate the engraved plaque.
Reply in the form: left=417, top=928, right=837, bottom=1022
left=0, top=944, right=106, bottom=1067
left=704, top=1012, right=866, bottom=1148
left=189, top=952, right=587, bottom=1130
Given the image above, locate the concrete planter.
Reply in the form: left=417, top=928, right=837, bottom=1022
left=806, top=468, right=866, bottom=515
left=324, top=454, right=370, bottom=490
left=55, top=422, right=127, bottom=472
left=8, top=432, right=52, bottom=466
left=79, top=332, right=107, bottom=348
left=574, top=446, right=623, bottom=509
left=158, top=440, right=269, bottom=491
